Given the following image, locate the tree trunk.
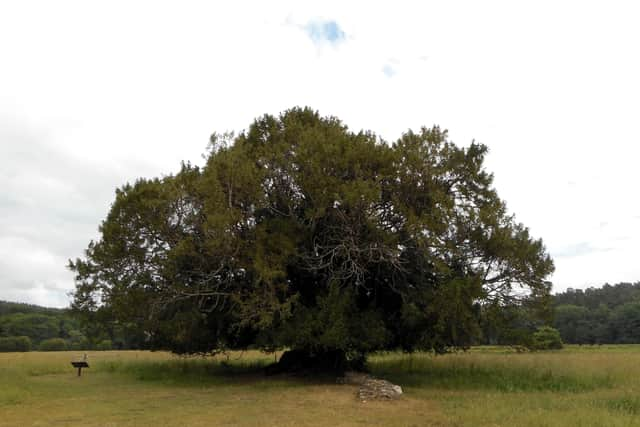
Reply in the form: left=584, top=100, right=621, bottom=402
left=265, top=348, right=357, bottom=375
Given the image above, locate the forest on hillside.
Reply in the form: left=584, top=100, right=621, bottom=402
left=0, top=301, right=140, bottom=352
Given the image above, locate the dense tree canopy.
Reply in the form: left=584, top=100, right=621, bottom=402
left=553, top=282, right=640, bottom=344
left=70, top=108, right=554, bottom=361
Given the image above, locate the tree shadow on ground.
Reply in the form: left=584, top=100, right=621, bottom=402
left=97, top=356, right=344, bottom=389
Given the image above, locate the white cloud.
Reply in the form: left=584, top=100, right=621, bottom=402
left=1, top=0, right=639, bottom=306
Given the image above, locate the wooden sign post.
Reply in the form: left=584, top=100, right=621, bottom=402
left=71, top=361, right=89, bottom=377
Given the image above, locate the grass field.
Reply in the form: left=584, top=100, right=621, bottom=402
left=2, top=346, right=640, bottom=426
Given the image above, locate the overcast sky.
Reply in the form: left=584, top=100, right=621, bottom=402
left=1, top=1, right=639, bottom=307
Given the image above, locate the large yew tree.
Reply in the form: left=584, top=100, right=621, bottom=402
left=70, top=107, right=553, bottom=363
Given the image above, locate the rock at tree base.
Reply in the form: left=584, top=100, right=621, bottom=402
left=358, top=378, right=403, bottom=401
left=337, top=371, right=403, bottom=401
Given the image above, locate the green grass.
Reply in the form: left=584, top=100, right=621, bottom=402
left=371, top=353, right=613, bottom=392
left=2, top=346, right=640, bottom=426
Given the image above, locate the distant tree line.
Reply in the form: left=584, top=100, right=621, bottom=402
left=476, top=282, right=640, bottom=346
left=553, top=282, right=640, bottom=344
left=0, top=301, right=143, bottom=352
left=3, top=281, right=639, bottom=352
left=477, top=295, right=554, bottom=348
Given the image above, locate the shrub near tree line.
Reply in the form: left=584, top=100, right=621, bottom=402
left=96, top=339, right=113, bottom=351
left=530, top=326, right=563, bottom=350
left=0, top=336, right=32, bottom=352
left=70, top=107, right=554, bottom=372
left=38, top=338, right=68, bottom=351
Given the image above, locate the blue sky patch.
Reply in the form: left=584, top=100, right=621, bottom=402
left=382, top=64, right=396, bottom=78
left=305, top=19, right=346, bottom=45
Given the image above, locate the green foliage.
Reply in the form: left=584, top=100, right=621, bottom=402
left=0, top=336, right=32, bottom=352
left=0, top=301, right=93, bottom=348
left=554, top=304, right=594, bottom=343
left=530, top=326, right=563, bottom=350
left=478, top=295, right=552, bottom=347
left=609, top=302, right=640, bottom=343
left=38, top=338, right=68, bottom=351
left=70, top=107, right=554, bottom=357
left=553, top=282, right=640, bottom=344
left=0, top=313, right=60, bottom=343
left=66, top=330, right=90, bottom=350
left=96, top=339, right=113, bottom=351
left=555, top=282, right=640, bottom=309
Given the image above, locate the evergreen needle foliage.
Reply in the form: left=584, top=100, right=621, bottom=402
left=69, top=107, right=554, bottom=361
